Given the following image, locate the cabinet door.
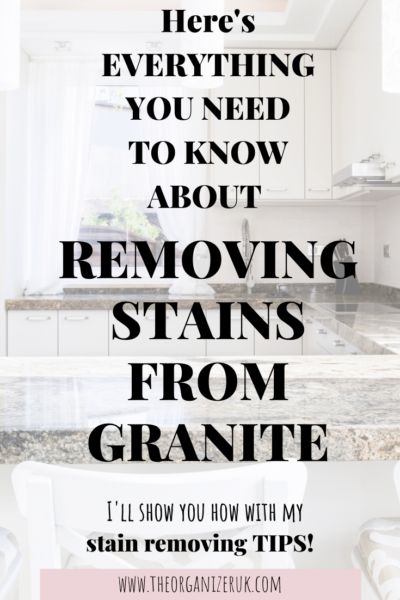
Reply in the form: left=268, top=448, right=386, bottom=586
left=109, top=307, right=207, bottom=356
left=254, top=311, right=302, bottom=355
left=208, top=58, right=260, bottom=197
left=59, top=310, right=109, bottom=356
left=382, top=91, right=400, bottom=182
left=319, top=330, right=360, bottom=355
left=305, top=51, right=332, bottom=199
left=302, top=317, right=325, bottom=355
left=206, top=309, right=254, bottom=356
left=7, top=310, right=58, bottom=356
left=260, top=53, right=305, bottom=200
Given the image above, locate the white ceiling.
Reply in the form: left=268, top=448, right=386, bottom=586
left=22, top=0, right=289, bottom=10
left=21, top=0, right=368, bottom=57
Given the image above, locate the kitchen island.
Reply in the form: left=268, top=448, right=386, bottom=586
left=0, top=355, right=399, bottom=463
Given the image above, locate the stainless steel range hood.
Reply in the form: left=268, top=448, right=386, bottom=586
left=333, top=154, right=396, bottom=187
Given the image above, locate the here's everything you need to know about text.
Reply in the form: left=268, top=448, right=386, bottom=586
left=60, top=9, right=355, bottom=463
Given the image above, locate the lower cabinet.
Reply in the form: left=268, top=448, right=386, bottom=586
left=7, top=309, right=109, bottom=357
left=302, top=318, right=329, bottom=355
left=303, top=317, right=360, bottom=355
left=254, top=314, right=302, bottom=356
left=58, top=310, right=109, bottom=356
left=7, top=310, right=359, bottom=357
left=206, top=309, right=254, bottom=356
left=109, top=307, right=303, bottom=357
left=109, top=308, right=207, bottom=356
left=7, top=310, right=58, bottom=356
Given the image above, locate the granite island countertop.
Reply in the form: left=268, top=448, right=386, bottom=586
left=1, top=355, right=399, bottom=463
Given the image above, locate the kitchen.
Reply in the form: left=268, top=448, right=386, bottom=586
left=2, top=0, right=397, bottom=359
left=1, top=1, right=400, bottom=599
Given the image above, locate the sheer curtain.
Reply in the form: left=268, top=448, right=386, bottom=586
left=24, top=60, right=96, bottom=294
left=136, top=86, right=214, bottom=296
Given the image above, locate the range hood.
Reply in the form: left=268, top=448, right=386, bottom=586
left=333, top=154, right=397, bottom=187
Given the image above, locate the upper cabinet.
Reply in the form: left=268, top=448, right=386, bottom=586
left=209, top=49, right=332, bottom=202
left=259, top=56, right=305, bottom=200
left=332, top=0, right=382, bottom=176
left=332, top=0, right=400, bottom=194
left=209, top=62, right=260, bottom=193
left=305, top=51, right=332, bottom=200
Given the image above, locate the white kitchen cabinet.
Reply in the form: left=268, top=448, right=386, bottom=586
left=109, top=307, right=207, bottom=356
left=254, top=310, right=302, bottom=355
left=58, top=310, right=109, bottom=356
left=332, top=0, right=400, bottom=193
left=260, top=54, right=305, bottom=200
left=302, top=318, right=327, bottom=355
left=208, top=49, right=333, bottom=203
left=305, top=51, right=332, bottom=199
left=303, top=318, right=332, bottom=356
left=303, top=317, right=360, bottom=355
left=208, top=61, right=260, bottom=196
left=7, top=310, right=58, bottom=356
left=381, top=93, right=400, bottom=183
left=206, top=309, right=254, bottom=356
left=316, top=327, right=360, bottom=355
left=316, top=326, right=360, bottom=355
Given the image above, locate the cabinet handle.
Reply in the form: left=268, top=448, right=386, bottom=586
left=333, top=339, right=346, bottom=347
left=266, top=187, right=288, bottom=192
left=307, top=187, right=330, bottom=192
left=64, top=316, right=89, bottom=321
left=26, top=315, right=51, bottom=322
left=145, top=313, right=170, bottom=321
left=317, top=328, right=327, bottom=334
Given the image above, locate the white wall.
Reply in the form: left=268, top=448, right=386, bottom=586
left=4, top=52, right=29, bottom=298
left=333, top=0, right=400, bottom=174
left=374, top=195, right=400, bottom=288
left=205, top=204, right=375, bottom=284
left=0, top=51, right=30, bottom=355
left=0, top=95, right=7, bottom=356
left=332, top=0, right=382, bottom=173
left=333, top=0, right=400, bottom=290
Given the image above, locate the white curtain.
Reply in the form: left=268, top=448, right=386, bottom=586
left=135, top=86, right=214, bottom=295
left=24, top=61, right=96, bottom=294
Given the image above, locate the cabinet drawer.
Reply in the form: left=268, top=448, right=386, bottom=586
left=206, top=309, right=254, bottom=356
left=7, top=310, right=58, bottom=356
left=308, top=322, right=333, bottom=354
left=306, top=319, right=361, bottom=355
left=320, top=331, right=360, bottom=355
left=109, top=308, right=206, bottom=357
left=303, top=318, right=327, bottom=355
left=58, top=310, right=109, bottom=356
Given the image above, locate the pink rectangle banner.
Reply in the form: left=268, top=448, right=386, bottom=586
left=41, top=569, right=360, bottom=600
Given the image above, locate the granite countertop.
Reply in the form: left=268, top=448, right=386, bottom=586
left=1, top=356, right=399, bottom=463
left=6, top=284, right=400, bottom=355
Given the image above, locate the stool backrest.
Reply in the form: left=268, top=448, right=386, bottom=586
left=0, top=529, right=21, bottom=600
left=13, top=461, right=307, bottom=599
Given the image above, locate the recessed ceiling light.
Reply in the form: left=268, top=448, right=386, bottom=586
left=54, top=40, right=71, bottom=52
left=145, top=41, right=162, bottom=51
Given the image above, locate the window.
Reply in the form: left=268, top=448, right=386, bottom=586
left=79, top=86, right=165, bottom=270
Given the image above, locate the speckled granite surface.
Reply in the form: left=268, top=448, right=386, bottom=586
left=6, top=284, right=400, bottom=355
left=1, top=356, right=399, bottom=463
